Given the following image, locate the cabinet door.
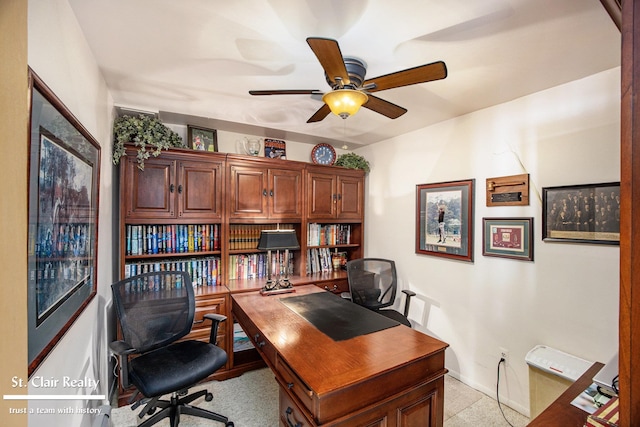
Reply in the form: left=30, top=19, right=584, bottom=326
left=229, top=164, right=268, bottom=218
left=178, top=159, right=223, bottom=220
left=123, top=156, right=176, bottom=219
left=307, top=172, right=337, bottom=219
left=270, top=168, right=303, bottom=218
left=337, top=175, right=363, bottom=219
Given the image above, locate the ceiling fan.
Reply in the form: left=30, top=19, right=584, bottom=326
left=249, top=37, right=447, bottom=123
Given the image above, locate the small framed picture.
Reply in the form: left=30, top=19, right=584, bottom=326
left=187, top=125, right=218, bottom=152
left=542, top=182, right=620, bottom=245
left=482, top=218, right=534, bottom=261
left=415, top=179, right=475, bottom=262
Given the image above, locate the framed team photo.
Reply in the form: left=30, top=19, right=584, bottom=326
left=542, top=182, right=620, bottom=245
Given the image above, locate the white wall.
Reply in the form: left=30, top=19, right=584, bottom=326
left=357, top=68, right=620, bottom=415
left=28, top=0, right=115, bottom=426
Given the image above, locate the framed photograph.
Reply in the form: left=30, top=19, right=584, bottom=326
left=187, top=125, right=218, bottom=152
left=264, top=138, right=287, bottom=159
left=482, top=218, right=534, bottom=261
left=416, top=179, right=475, bottom=262
left=27, top=69, right=101, bottom=375
left=542, top=182, right=620, bottom=245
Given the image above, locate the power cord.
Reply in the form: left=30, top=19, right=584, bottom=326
left=497, top=358, right=516, bottom=427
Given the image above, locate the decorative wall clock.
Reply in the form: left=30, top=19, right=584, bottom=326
left=311, top=143, right=337, bottom=165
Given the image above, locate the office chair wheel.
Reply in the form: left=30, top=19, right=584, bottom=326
left=205, top=392, right=213, bottom=402
left=146, top=407, right=156, bottom=416
left=225, top=422, right=234, bottom=427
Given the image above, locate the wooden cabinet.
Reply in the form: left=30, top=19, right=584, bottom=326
left=116, top=147, right=369, bottom=401
left=122, top=148, right=223, bottom=221
left=227, top=156, right=303, bottom=220
left=306, top=166, right=364, bottom=220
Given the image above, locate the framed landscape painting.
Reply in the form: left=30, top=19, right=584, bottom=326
left=416, top=179, right=474, bottom=262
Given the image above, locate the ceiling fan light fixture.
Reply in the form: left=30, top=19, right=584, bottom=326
left=322, top=89, right=368, bottom=119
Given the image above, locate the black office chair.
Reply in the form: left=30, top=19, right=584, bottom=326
left=110, top=271, right=233, bottom=427
left=346, top=258, right=415, bottom=327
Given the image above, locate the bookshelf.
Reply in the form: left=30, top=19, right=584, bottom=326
left=116, top=145, right=365, bottom=402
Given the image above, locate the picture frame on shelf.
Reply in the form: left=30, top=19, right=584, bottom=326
left=482, top=217, right=534, bottom=261
left=264, top=138, right=287, bottom=159
left=416, top=179, right=475, bottom=262
left=187, top=125, right=218, bottom=152
left=27, top=69, right=101, bottom=375
left=542, top=182, right=620, bottom=245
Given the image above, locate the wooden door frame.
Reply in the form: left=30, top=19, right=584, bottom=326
left=620, top=0, right=640, bottom=425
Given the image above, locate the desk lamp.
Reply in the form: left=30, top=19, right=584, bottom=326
left=257, top=229, right=300, bottom=295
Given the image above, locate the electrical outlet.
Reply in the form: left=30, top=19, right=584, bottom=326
left=500, top=347, right=509, bottom=367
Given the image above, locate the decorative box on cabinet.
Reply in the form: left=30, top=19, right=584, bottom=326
left=227, top=155, right=303, bottom=220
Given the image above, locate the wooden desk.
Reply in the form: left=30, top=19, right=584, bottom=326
left=527, top=362, right=605, bottom=426
left=232, top=285, right=449, bottom=427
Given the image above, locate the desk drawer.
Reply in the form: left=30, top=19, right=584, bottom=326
left=237, top=312, right=276, bottom=367
left=277, top=355, right=314, bottom=413
left=316, top=280, right=348, bottom=294
left=193, top=295, right=226, bottom=331
left=280, top=387, right=314, bottom=427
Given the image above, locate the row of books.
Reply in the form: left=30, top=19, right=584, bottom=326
left=307, top=223, right=352, bottom=246
left=124, top=256, right=222, bottom=290
left=306, top=247, right=339, bottom=274
left=228, top=223, right=295, bottom=251
left=125, top=224, right=220, bottom=256
left=33, top=223, right=92, bottom=259
left=228, top=253, right=294, bottom=280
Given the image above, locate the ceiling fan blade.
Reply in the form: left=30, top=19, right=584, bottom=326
left=363, top=61, right=447, bottom=92
left=307, top=104, right=332, bottom=123
left=306, top=37, right=350, bottom=86
left=249, top=89, right=322, bottom=96
left=362, top=94, right=407, bottom=119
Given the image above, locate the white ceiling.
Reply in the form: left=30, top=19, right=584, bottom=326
left=68, top=0, right=620, bottom=148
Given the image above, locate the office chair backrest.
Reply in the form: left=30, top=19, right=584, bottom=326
left=346, top=258, right=398, bottom=310
left=111, top=271, right=195, bottom=354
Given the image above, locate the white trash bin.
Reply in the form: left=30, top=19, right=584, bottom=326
left=525, top=345, right=592, bottom=420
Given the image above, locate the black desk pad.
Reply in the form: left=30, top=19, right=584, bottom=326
left=280, top=292, right=400, bottom=341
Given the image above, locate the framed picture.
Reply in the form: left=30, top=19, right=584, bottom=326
left=27, top=69, right=101, bottom=375
left=416, top=179, right=475, bottom=262
left=264, top=138, right=287, bottom=159
left=542, top=182, right=620, bottom=245
left=482, top=218, right=534, bottom=261
left=187, top=125, right=218, bottom=152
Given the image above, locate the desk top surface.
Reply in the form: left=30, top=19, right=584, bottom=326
left=232, top=285, right=449, bottom=395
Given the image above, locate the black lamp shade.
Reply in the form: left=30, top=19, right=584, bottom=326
left=257, top=229, right=300, bottom=250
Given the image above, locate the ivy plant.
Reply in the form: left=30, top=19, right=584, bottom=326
left=335, top=152, right=370, bottom=173
left=112, top=114, right=185, bottom=170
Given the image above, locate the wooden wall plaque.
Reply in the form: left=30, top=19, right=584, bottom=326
left=486, top=173, right=529, bottom=206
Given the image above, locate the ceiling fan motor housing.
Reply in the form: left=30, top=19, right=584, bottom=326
left=326, top=57, right=367, bottom=89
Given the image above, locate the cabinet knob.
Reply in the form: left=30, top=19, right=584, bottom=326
left=263, top=189, right=268, bottom=196
left=178, top=185, right=183, bottom=194
left=170, top=184, right=175, bottom=193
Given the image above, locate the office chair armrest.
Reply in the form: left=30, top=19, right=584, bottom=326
left=401, top=290, right=416, bottom=317
left=109, top=340, right=136, bottom=389
left=109, top=340, right=136, bottom=356
left=204, top=313, right=227, bottom=345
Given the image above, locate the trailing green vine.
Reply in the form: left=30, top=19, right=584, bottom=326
left=112, top=114, right=185, bottom=170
